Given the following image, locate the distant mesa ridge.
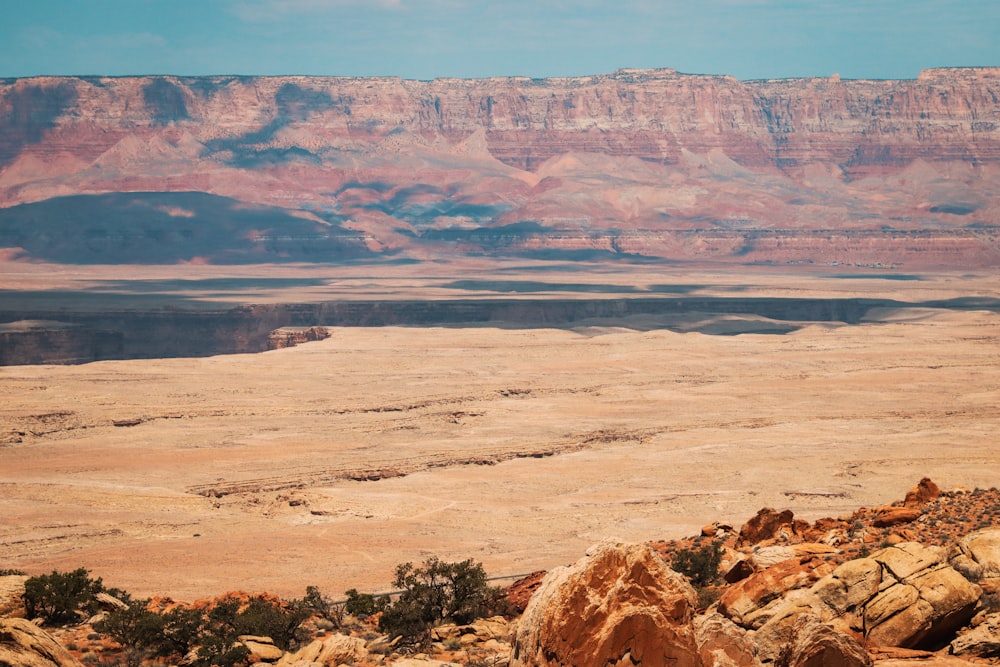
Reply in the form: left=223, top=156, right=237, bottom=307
left=0, top=67, right=999, bottom=266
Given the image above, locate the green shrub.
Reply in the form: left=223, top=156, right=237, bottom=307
left=344, top=588, right=390, bottom=618
left=93, top=599, right=163, bottom=667
left=302, top=585, right=344, bottom=627
left=23, top=568, right=105, bottom=624
left=0, top=568, right=26, bottom=576
left=671, top=541, right=723, bottom=588
left=378, top=557, right=503, bottom=644
left=94, top=593, right=311, bottom=667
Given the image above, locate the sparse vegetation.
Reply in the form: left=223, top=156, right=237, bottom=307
left=23, top=567, right=106, bottom=625
left=92, top=591, right=315, bottom=667
left=344, top=587, right=390, bottom=619
left=92, top=597, right=162, bottom=667
left=377, top=557, right=504, bottom=644
left=671, top=541, right=723, bottom=588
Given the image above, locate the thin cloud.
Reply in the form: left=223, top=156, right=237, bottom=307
left=232, top=0, right=405, bottom=21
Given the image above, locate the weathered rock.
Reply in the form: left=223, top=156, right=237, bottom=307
left=775, top=614, right=871, bottom=667
left=695, top=613, right=762, bottom=667
left=738, top=509, right=799, bottom=547
left=241, top=639, right=285, bottom=662
left=872, top=507, right=923, bottom=528
left=510, top=541, right=702, bottom=667
left=0, top=575, right=27, bottom=618
left=469, top=616, right=511, bottom=640
left=904, top=478, right=941, bottom=508
left=748, top=543, right=981, bottom=657
left=749, top=546, right=798, bottom=570
left=950, top=612, right=1000, bottom=657
left=808, top=556, right=883, bottom=619
left=278, top=633, right=369, bottom=666
left=94, top=592, right=129, bottom=611
left=751, top=544, right=839, bottom=570
left=0, top=617, right=83, bottom=667
left=875, top=655, right=983, bottom=667
left=719, top=557, right=836, bottom=628
left=949, top=528, right=1000, bottom=582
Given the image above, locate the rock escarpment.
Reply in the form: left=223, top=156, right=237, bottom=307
left=1, top=69, right=999, bottom=267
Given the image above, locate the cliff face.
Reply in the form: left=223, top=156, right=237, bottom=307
left=1, top=68, right=999, bottom=267
left=4, top=68, right=998, bottom=172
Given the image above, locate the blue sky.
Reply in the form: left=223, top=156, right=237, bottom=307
left=1, top=0, right=997, bottom=81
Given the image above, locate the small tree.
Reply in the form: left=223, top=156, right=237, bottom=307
left=344, top=588, right=390, bottom=619
left=378, top=557, right=502, bottom=644
left=23, top=568, right=105, bottom=624
left=302, top=585, right=344, bottom=627
left=93, top=598, right=163, bottom=667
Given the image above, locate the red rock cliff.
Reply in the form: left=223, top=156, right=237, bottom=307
left=1, top=68, right=998, bottom=267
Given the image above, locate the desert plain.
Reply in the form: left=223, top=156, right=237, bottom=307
left=1, top=261, right=999, bottom=602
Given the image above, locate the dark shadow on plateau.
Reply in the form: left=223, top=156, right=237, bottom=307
left=2, top=295, right=999, bottom=365
left=829, top=273, right=923, bottom=281
left=440, top=280, right=708, bottom=294
left=88, top=278, right=330, bottom=293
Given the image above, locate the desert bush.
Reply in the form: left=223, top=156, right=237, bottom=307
left=0, top=568, right=26, bottom=576
left=344, top=588, right=390, bottom=618
left=93, top=599, right=163, bottom=667
left=93, top=593, right=311, bottom=667
left=23, top=567, right=106, bottom=624
left=671, top=541, right=723, bottom=588
left=378, top=557, right=503, bottom=644
left=302, top=585, right=344, bottom=627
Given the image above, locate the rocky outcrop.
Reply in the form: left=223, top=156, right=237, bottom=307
left=695, top=613, right=762, bottom=667
left=0, top=576, right=27, bottom=618
left=872, top=508, right=923, bottom=528
left=744, top=543, right=982, bottom=659
left=950, top=612, right=1000, bottom=658
left=774, top=615, right=871, bottom=667
left=510, top=541, right=702, bottom=667
left=240, top=636, right=284, bottom=662
left=949, top=528, right=1000, bottom=585
left=718, top=557, right=836, bottom=628
left=904, top=479, right=941, bottom=508
left=738, top=509, right=809, bottom=547
left=0, top=618, right=83, bottom=667
left=267, top=326, right=331, bottom=350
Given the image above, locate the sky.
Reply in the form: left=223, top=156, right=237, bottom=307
left=1, top=0, right=998, bottom=81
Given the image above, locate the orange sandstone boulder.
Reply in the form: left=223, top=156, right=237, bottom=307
left=949, top=528, right=1000, bottom=583
left=0, top=575, right=27, bottom=618
left=0, top=618, right=83, bottom=667
left=509, top=541, right=701, bottom=667
left=719, top=557, right=836, bottom=628
left=775, top=615, right=871, bottom=667
left=904, top=478, right=941, bottom=508
left=872, top=507, right=923, bottom=528
left=748, top=543, right=981, bottom=658
left=738, top=509, right=807, bottom=547
left=695, top=613, right=762, bottom=667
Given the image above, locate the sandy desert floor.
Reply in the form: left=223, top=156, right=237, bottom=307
left=2, top=266, right=999, bottom=600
